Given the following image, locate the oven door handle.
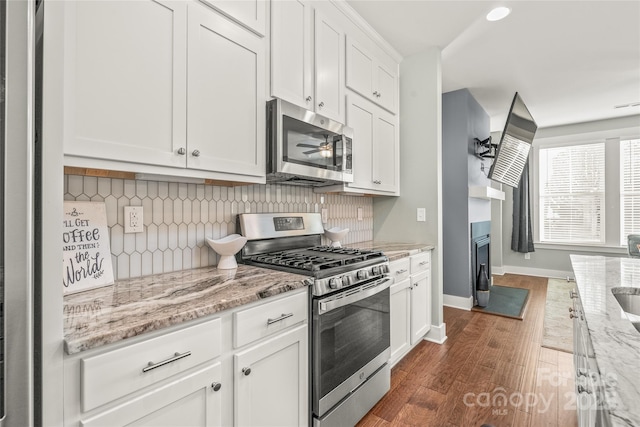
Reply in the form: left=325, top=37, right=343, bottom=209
left=318, top=277, right=393, bottom=314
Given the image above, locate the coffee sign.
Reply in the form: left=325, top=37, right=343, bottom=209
left=62, top=201, right=114, bottom=294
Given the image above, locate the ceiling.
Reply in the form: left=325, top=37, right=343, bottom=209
left=346, top=0, right=640, bottom=132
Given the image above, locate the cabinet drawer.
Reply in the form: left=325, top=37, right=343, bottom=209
left=234, top=291, right=307, bottom=348
left=410, top=252, right=431, bottom=274
left=81, top=318, right=222, bottom=412
left=389, top=258, right=410, bottom=283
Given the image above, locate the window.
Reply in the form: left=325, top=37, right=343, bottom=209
left=538, top=143, right=605, bottom=244
left=621, top=138, right=640, bottom=244
left=535, top=133, right=640, bottom=249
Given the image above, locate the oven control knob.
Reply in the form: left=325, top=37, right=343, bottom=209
left=356, top=270, right=369, bottom=280
left=381, top=265, right=390, bottom=274
left=342, top=276, right=354, bottom=287
left=329, top=278, right=342, bottom=289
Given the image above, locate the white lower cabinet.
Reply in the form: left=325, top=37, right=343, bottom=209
left=64, top=290, right=308, bottom=427
left=81, top=362, right=223, bottom=427
left=389, top=272, right=411, bottom=366
left=388, top=251, right=432, bottom=366
left=234, top=325, right=308, bottom=427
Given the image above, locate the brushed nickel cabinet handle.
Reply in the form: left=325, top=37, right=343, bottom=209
left=192, top=149, right=201, bottom=157
left=267, top=313, right=293, bottom=325
left=395, top=269, right=407, bottom=275
left=177, top=147, right=186, bottom=155
left=142, top=351, right=191, bottom=373
left=211, top=382, right=222, bottom=392
left=242, top=367, right=251, bottom=376
left=306, top=96, right=312, bottom=102
left=318, top=102, right=324, bottom=108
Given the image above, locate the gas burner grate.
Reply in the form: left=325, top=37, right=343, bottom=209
left=247, top=246, right=386, bottom=273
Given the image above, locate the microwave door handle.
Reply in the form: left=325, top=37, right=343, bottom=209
left=333, top=135, right=343, bottom=169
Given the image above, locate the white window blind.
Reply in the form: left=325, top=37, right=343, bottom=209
left=539, top=143, right=605, bottom=244
left=621, top=138, right=640, bottom=244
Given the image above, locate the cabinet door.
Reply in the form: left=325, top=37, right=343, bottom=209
left=346, top=36, right=375, bottom=101
left=314, top=10, right=345, bottom=122
left=346, top=96, right=375, bottom=190
left=271, top=0, right=313, bottom=110
left=375, top=62, right=397, bottom=113
left=198, top=0, right=266, bottom=36
left=81, top=362, right=222, bottom=427
left=187, top=3, right=265, bottom=178
left=63, top=0, right=187, bottom=168
left=410, top=270, right=431, bottom=345
left=390, top=277, right=411, bottom=366
left=234, top=325, right=308, bottom=427
left=373, top=109, right=398, bottom=193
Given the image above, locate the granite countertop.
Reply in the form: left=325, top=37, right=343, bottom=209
left=63, top=265, right=310, bottom=355
left=63, top=241, right=433, bottom=356
left=570, top=254, right=640, bottom=427
left=353, top=241, right=434, bottom=262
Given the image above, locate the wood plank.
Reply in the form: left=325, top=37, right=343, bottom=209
left=357, top=273, right=577, bottom=427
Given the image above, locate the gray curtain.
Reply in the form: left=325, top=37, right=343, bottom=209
left=511, top=161, right=535, bottom=253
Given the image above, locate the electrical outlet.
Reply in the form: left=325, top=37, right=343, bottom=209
left=357, top=207, right=363, bottom=221
left=124, top=206, right=144, bottom=233
left=321, top=208, right=328, bottom=223
left=524, top=253, right=531, bottom=260
left=417, top=208, right=426, bottom=222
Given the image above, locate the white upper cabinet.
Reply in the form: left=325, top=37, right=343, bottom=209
left=61, top=0, right=265, bottom=183
left=313, top=10, right=346, bottom=122
left=345, top=94, right=399, bottom=195
left=198, top=0, right=266, bottom=36
left=346, top=36, right=397, bottom=114
left=270, top=0, right=313, bottom=109
left=63, top=0, right=188, bottom=169
left=187, top=2, right=265, bottom=178
left=271, top=1, right=345, bottom=123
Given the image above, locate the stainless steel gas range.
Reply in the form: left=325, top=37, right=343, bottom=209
left=237, top=213, right=392, bottom=427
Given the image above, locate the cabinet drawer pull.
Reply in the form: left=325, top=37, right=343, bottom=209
left=242, top=367, right=251, bottom=376
left=191, top=149, right=201, bottom=157
left=318, top=102, right=324, bottom=108
left=267, top=313, right=294, bottom=325
left=211, top=382, right=222, bottom=392
left=306, top=96, right=312, bottom=102
left=419, top=261, right=428, bottom=266
left=569, top=290, right=578, bottom=299
left=177, top=147, right=186, bottom=155
left=142, top=351, right=192, bottom=373
left=395, top=269, right=407, bottom=275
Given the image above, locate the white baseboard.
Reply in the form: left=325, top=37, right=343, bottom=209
left=424, top=323, right=447, bottom=344
left=501, top=265, right=574, bottom=280
left=491, top=266, right=505, bottom=275
left=443, top=294, right=473, bottom=311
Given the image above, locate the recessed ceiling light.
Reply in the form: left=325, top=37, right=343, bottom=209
left=486, top=6, right=511, bottom=22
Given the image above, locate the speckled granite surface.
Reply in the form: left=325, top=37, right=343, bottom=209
left=570, top=255, right=640, bottom=427
left=63, top=265, right=310, bottom=355
left=352, top=241, right=434, bottom=261
left=63, top=241, right=433, bottom=355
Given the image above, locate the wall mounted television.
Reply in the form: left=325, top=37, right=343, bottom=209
left=488, top=92, right=538, bottom=188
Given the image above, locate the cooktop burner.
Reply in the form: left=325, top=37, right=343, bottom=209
left=248, top=246, right=385, bottom=273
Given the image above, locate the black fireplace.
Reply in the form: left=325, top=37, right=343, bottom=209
left=471, top=221, right=491, bottom=305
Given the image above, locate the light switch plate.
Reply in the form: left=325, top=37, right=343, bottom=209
left=124, top=206, right=144, bottom=233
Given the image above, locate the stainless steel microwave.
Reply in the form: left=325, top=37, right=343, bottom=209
left=266, top=98, right=353, bottom=186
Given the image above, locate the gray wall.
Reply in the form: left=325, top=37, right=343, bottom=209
left=441, top=89, right=490, bottom=298
left=373, top=48, right=443, bottom=329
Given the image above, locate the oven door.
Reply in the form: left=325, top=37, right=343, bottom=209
left=312, top=277, right=392, bottom=417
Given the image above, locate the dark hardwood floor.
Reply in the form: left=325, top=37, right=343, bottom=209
left=357, top=274, right=577, bottom=427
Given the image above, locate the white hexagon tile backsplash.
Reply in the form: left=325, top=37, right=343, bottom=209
left=64, top=175, right=374, bottom=281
